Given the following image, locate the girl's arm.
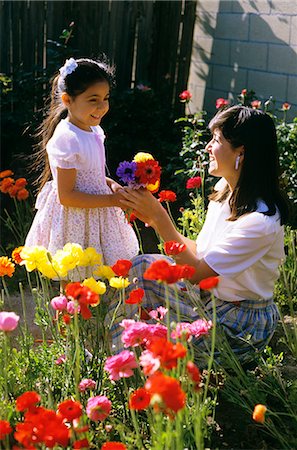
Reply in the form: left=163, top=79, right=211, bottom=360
left=120, top=188, right=218, bottom=283
left=106, top=177, right=123, bottom=193
left=57, top=168, right=124, bottom=208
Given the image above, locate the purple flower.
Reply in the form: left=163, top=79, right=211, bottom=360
left=116, top=161, right=137, bottom=184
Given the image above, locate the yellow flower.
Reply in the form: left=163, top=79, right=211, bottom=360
left=63, top=243, right=84, bottom=264
left=133, top=152, right=154, bottom=163
left=82, top=277, right=106, bottom=295
left=0, top=256, right=15, bottom=277
left=93, top=265, right=115, bottom=280
left=109, top=276, right=130, bottom=289
left=147, top=180, right=160, bottom=192
left=53, top=244, right=83, bottom=274
left=80, top=247, right=102, bottom=267
left=20, top=246, right=48, bottom=272
left=38, top=261, right=58, bottom=279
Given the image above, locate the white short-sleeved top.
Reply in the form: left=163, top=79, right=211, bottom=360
left=196, top=181, right=285, bottom=301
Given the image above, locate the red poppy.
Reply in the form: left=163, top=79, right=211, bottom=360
left=65, top=282, right=99, bottom=319
left=101, top=443, right=127, bottom=450
left=16, top=391, right=40, bottom=412
left=215, top=98, right=229, bottom=109
left=179, top=264, right=196, bottom=279
left=0, top=170, right=13, bottom=178
left=143, top=259, right=182, bottom=284
left=158, top=190, right=177, bottom=202
left=179, top=90, right=192, bottom=102
left=73, top=438, right=90, bottom=449
left=186, top=176, right=202, bottom=189
left=125, top=288, right=144, bottom=304
left=145, top=372, right=186, bottom=414
left=129, top=388, right=151, bottom=410
left=17, top=188, right=29, bottom=201
left=164, top=241, right=186, bottom=256
left=0, top=420, right=12, bottom=440
left=57, top=399, right=83, bottom=421
left=112, top=259, right=132, bottom=277
left=199, top=276, right=219, bottom=290
left=148, top=337, right=187, bottom=369
left=135, top=160, right=161, bottom=185
left=186, top=361, right=201, bottom=383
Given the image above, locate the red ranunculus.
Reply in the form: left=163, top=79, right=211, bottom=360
left=125, top=288, right=144, bottom=304
left=179, top=90, right=192, bottom=102
left=129, top=388, right=151, bottom=410
left=186, top=176, right=202, bottom=189
left=112, top=259, right=132, bottom=277
left=164, top=241, right=186, bottom=256
left=57, top=399, right=83, bottom=421
left=16, top=391, right=41, bottom=412
left=0, top=420, right=12, bottom=440
left=186, top=361, right=201, bottom=383
left=179, top=264, right=196, bottom=279
left=215, top=98, right=229, bottom=109
left=158, top=190, right=177, bottom=202
left=73, top=438, right=90, bottom=449
left=148, top=337, right=187, bottom=369
left=199, top=276, right=219, bottom=290
left=101, top=442, right=127, bottom=450
left=145, top=372, right=186, bottom=414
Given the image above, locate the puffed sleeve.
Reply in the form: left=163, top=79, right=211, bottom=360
left=204, top=212, right=280, bottom=277
left=47, top=129, right=82, bottom=170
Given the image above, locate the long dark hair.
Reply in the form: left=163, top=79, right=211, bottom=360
left=208, top=105, right=290, bottom=224
left=33, top=57, right=115, bottom=191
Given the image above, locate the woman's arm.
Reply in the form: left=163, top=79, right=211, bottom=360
left=57, top=168, right=124, bottom=208
left=120, top=188, right=218, bottom=283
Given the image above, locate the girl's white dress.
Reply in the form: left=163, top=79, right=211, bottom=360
left=25, top=119, right=139, bottom=273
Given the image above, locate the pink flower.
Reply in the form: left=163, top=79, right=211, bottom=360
left=55, top=354, right=66, bottom=365
left=145, top=324, right=168, bottom=344
left=179, top=90, right=192, bottom=102
left=0, top=311, right=20, bottom=331
left=139, top=350, right=160, bottom=375
left=282, top=102, right=291, bottom=111
left=189, top=319, right=212, bottom=338
left=251, top=100, right=261, bottom=109
left=171, top=322, right=191, bottom=340
left=78, top=378, right=96, bottom=392
left=121, top=321, right=150, bottom=347
left=67, top=300, right=80, bottom=314
left=104, top=350, right=138, bottom=381
left=241, top=88, right=247, bottom=96
left=149, top=306, right=168, bottom=320
left=86, top=395, right=111, bottom=421
left=51, top=295, right=68, bottom=311
left=216, top=98, right=229, bottom=109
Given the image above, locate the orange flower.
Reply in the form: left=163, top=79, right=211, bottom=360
left=0, top=256, right=15, bottom=277
left=12, top=246, right=24, bottom=265
left=0, top=170, right=13, bottom=178
left=17, top=188, right=29, bottom=201
left=252, top=404, right=267, bottom=424
left=145, top=372, right=186, bottom=414
left=8, top=185, right=19, bottom=198
left=129, top=388, right=151, bottom=410
left=0, top=177, right=14, bottom=193
left=199, top=276, right=219, bottom=290
left=147, top=337, right=187, bottom=370
left=15, top=178, right=27, bottom=188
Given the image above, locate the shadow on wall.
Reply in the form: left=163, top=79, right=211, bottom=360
left=193, top=0, right=297, bottom=119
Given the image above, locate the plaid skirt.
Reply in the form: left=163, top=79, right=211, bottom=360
left=105, top=254, right=280, bottom=364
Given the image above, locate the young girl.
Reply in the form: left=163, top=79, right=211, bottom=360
left=108, top=105, right=290, bottom=363
left=25, top=57, right=139, bottom=278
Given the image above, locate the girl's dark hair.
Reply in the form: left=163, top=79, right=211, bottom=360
left=33, top=56, right=115, bottom=190
left=208, top=105, right=290, bottom=224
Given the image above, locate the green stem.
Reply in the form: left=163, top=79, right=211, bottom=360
left=133, top=221, right=144, bottom=254
left=203, top=292, right=216, bottom=404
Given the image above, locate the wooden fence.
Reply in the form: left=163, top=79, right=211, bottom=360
left=0, top=0, right=197, bottom=107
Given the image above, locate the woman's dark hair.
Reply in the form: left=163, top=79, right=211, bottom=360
left=33, top=56, right=115, bottom=190
left=208, top=105, right=290, bottom=224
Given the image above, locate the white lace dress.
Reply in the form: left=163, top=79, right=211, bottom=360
left=25, top=120, right=139, bottom=277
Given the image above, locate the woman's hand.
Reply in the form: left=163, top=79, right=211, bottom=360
left=119, top=188, right=165, bottom=228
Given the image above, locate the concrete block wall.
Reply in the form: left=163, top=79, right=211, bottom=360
left=188, top=0, right=297, bottom=120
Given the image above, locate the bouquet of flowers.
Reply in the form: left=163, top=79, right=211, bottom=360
left=116, top=152, right=161, bottom=194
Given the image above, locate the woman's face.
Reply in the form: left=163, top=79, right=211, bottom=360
left=205, top=128, right=243, bottom=186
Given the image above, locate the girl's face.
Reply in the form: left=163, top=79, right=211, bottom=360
left=205, top=128, right=244, bottom=188
left=63, top=81, right=110, bottom=131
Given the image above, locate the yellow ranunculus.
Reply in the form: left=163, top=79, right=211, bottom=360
left=133, top=152, right=154, bottom=163
left=54, top=249, right=80, bottom=273
left=63, top=243, right=84, bottom=265
left=50, top=257, right=69, bottom=278
left=93, top=265, right=115, bottom=280
left=20, top=246, right=48, bottom=272
left=147, top=180, right=160, bottom=192
left=82, top=277, right=106, bottom=295
left=109, top=276, right=130, bottom=289
left=80, top=247, right=102, bottom=267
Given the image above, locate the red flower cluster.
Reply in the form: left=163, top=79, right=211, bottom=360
left=135, top=160, right=161, bottom=185
left=179, top=90, right=192, bottom=102
left=125, top=288, right=144, bottom=304
left=147, top=337, right=187, bottom=370
left=186, top=176, right=201, bottom=189
left=0, top=171, right=29, bottom=201
left=65, top=282, right=99, bottom=319
left=164, top=241, right=186, bottom=256
left=111, top=259, right=132, bottom=277
left=145, top=372, right=186, bottom=414
left=215, top=98, right=229, bottom=109
left=144, top=259, right=195, bottom=284
left=158, top=190, right=177, bottom=202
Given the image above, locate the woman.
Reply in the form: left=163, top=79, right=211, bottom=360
left=109, top=105, right=290, bottom=363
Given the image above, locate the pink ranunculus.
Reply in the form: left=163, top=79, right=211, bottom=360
left=149, top=306, right=168, bottom=320
left=86, top=395, right=111, bottom=421
left=139, top=349, right=160, bottom=376
left=145, top=324, right=168, bottom=344
left=104, top=350, right=138, bottom=381
left=215, top=98, right=229, bottom=109
left=171, top=322, right=191, bottom=340
left=78, top=378, right=96, bottom=392
left=179, top=90, right=192, bottom=102
left=67, top=300, right=80, bottom=314
left=50, top=295, right=68, bottom=311
left=189, top=319, right=212, bottom=338
left=0, top=311, right=20, bottom=331
left=55, top=354, right=66, bottom=365
left=121, top=321, right=149, bottom=348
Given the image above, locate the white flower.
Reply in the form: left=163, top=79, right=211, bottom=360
left=59, top=58, right=78, bottom=79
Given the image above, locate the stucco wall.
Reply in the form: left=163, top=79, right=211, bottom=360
left=188, top=0, right=297, bottom=119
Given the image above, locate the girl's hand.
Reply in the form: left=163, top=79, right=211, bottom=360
left=119, top=188, right=165, bottom=227
left=106, top=177, right=123, bottom=193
